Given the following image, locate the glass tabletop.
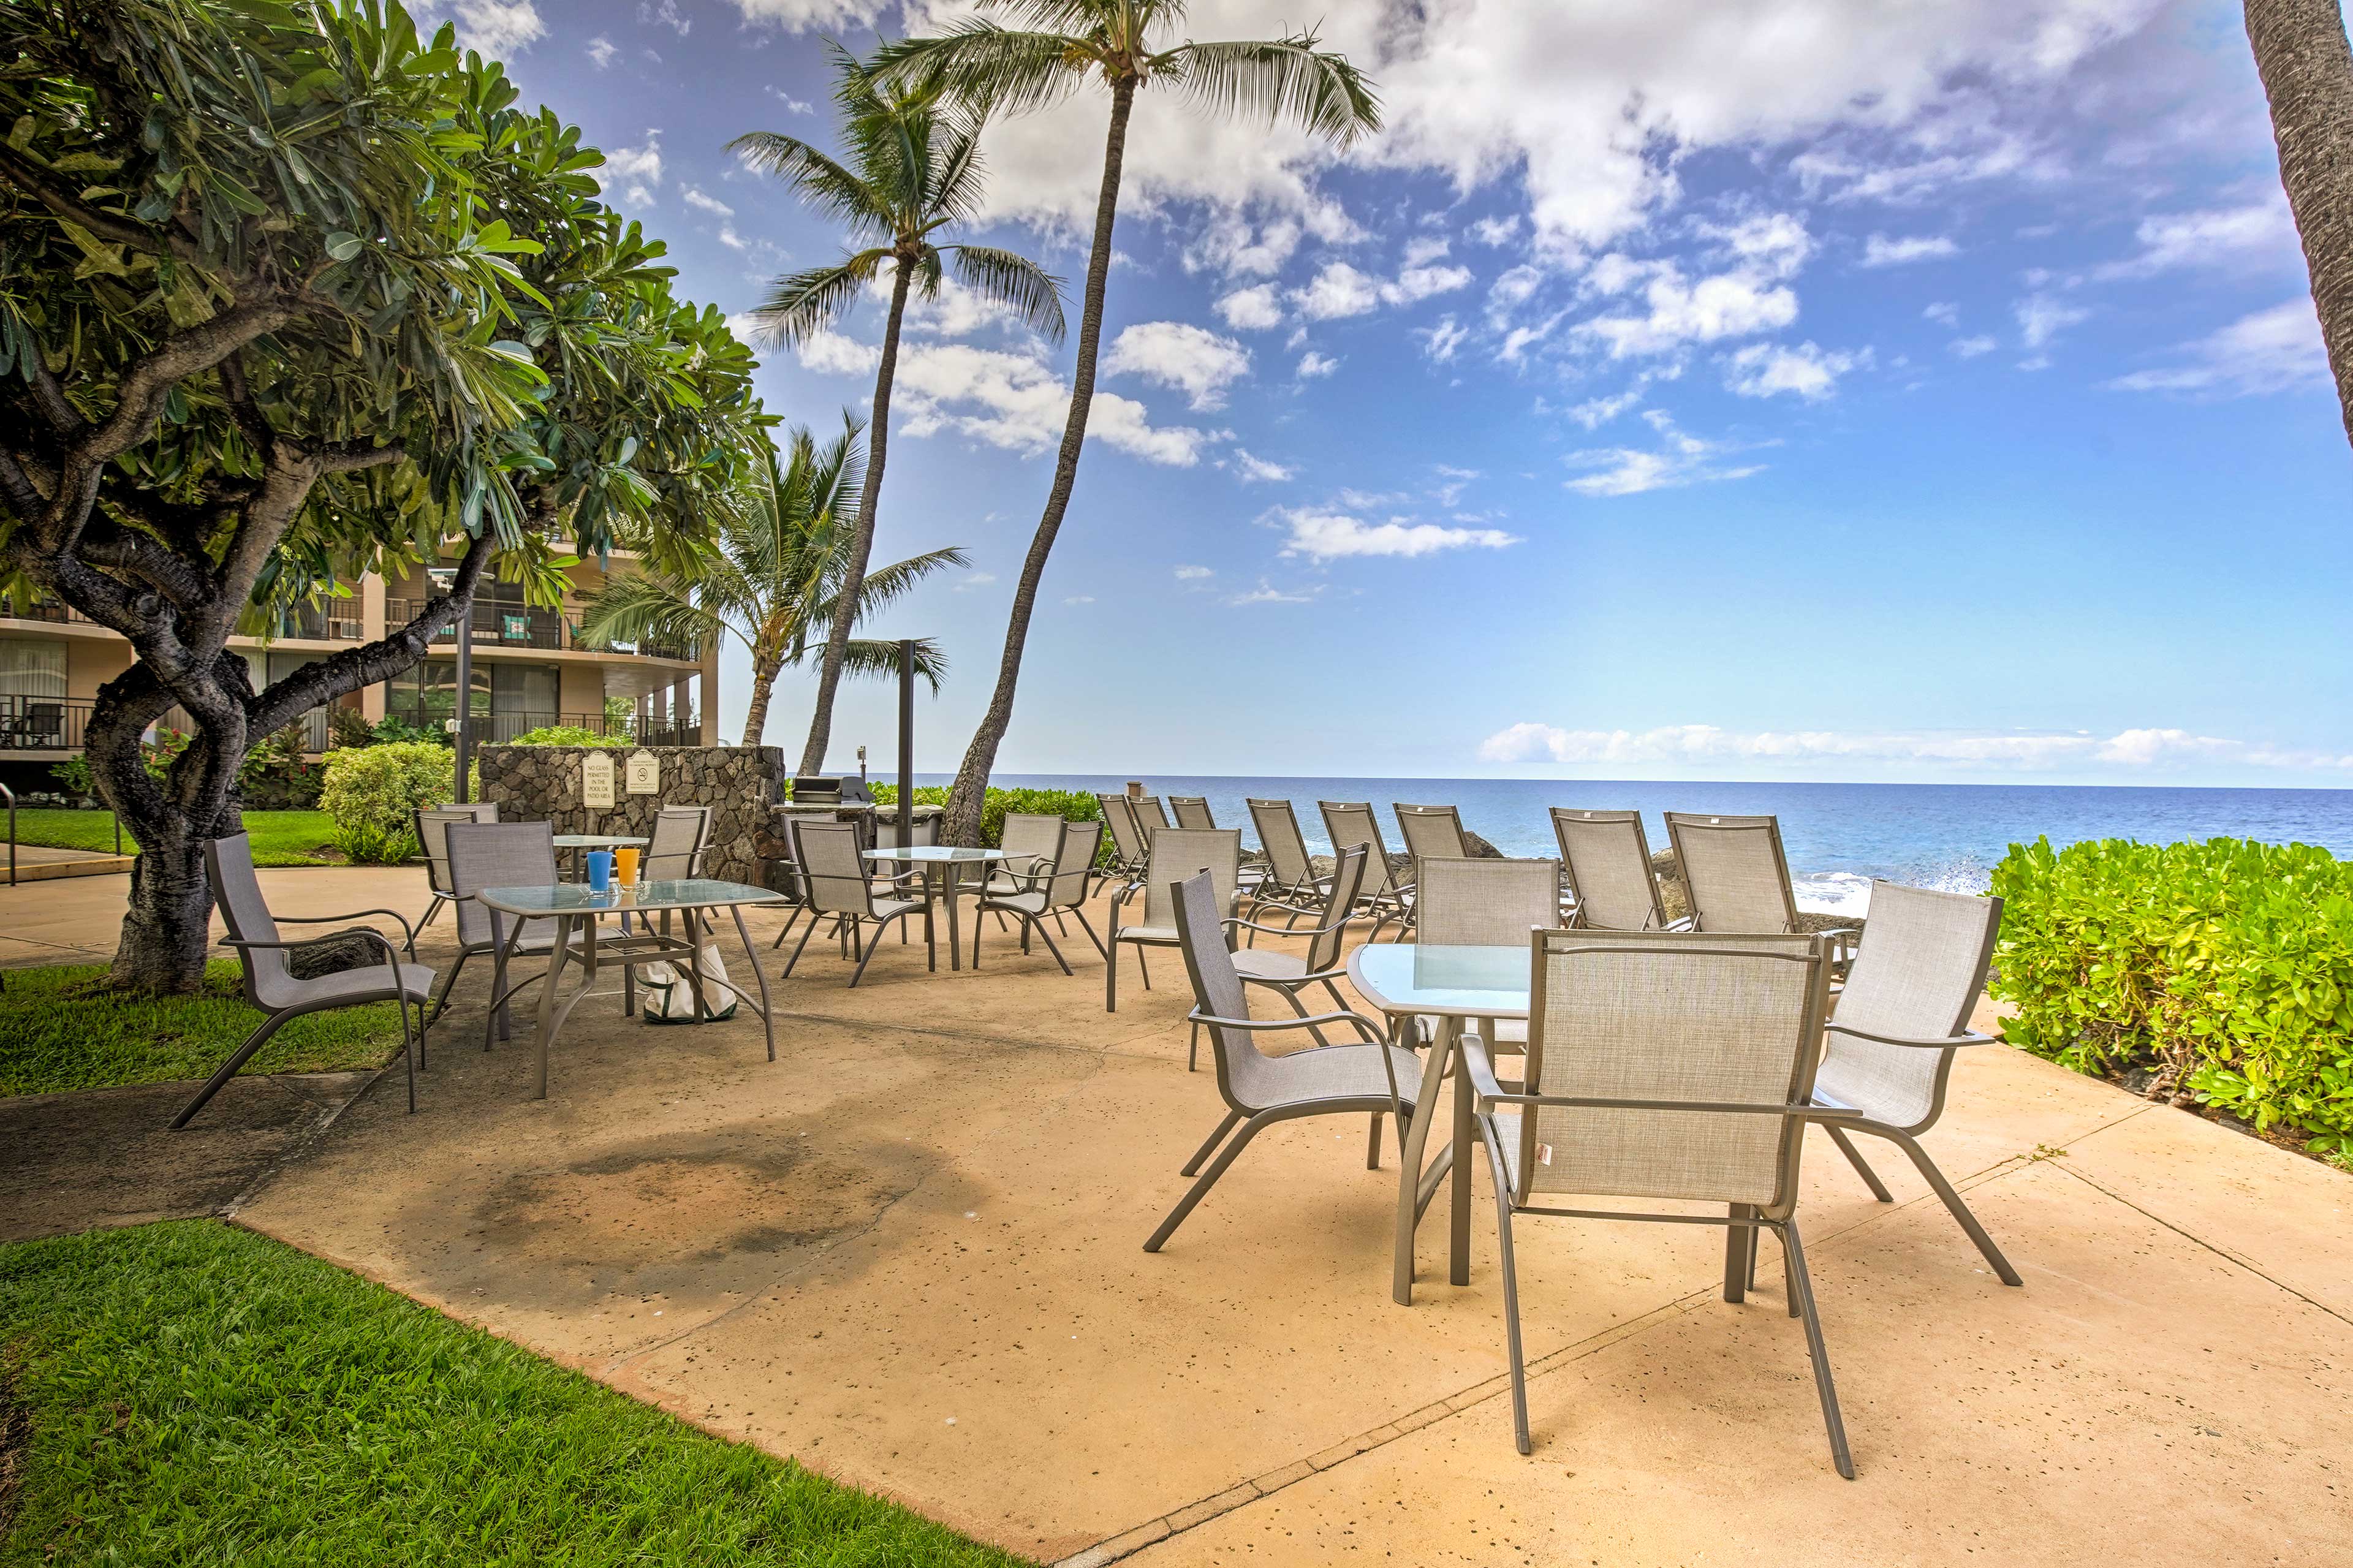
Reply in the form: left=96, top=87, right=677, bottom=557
left=1348, top=944, right=1531, bottom=1018
left=477, top=879, right=786, bottom=915
left=553, top=834, right=649, bottom=848
left=862, top=846, right=1006, bottom=863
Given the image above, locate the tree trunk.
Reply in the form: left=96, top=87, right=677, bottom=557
left=942, top=76, right=1137, bottom=845
left=741, top=648, right=785, bottom=749
left=2247, top=0, right=2353, bottom=447
left=800, top=262, right=912, bottom=771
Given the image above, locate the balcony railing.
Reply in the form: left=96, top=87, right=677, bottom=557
left=266, top=603, right=365, bottom=642
left=384, top=599, right=699, bottom=661
left=0, top=694, right=89, bottom=751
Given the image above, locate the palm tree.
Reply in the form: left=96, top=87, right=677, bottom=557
left=2245, top=0, right=2353, bottom=448
left=578, top=416, right=966, bottom=747
left=732, top=45, right=1066, bottom=776
left=873, top=2, right=1379, bottom=843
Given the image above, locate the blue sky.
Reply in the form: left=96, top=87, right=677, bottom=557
left=423, top=0, right=2353, bottom=787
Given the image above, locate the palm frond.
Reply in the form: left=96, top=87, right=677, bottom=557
left=834, top=635, right=952, bottom=692
left=869, top=24, right=1094, bottom=118
left=927, top=122, right=993, bottom=230
left=1161, top=36, right=1383, bottom=146
left=824, top=546, right=972, bottom=621
left=972, top=0, right=1127, bottom=30
left=946, top=246, right=1067, bottom=341
left=574, top=570, right=736, bottom=654
left=727, top=131, right=897, bottom=237
left=746, top=252, right=887, bottom=347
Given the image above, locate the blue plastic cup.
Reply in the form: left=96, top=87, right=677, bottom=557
left=587, top=850, right=613, bottom=891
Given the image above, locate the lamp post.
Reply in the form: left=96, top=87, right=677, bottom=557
left=896, top=638, right=914, bottom=848
left=430, top=566, right=471, bottom=803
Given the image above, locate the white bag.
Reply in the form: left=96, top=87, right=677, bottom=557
left=639, top=942, right=738, bottom=1023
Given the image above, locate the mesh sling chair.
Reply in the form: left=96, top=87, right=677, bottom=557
left=1412, top=856, right=1561, bottom=1053
left=178, top=833, right=433, bottom=1129
left=435, top=820, right=572, bottom=1049
left=1319, top=800, right=1414, bottom=939
left=1143, top=869, right=1425, bottom=1253
left=971, top=818, right=1106, bottom=972
left=1106, top=827, right=1240, bottom=1013
left=1244, top=798, right=1325, bottom=917
left=1666, top=812, right=1858, bottom=978
left=1550, top=808, right=1672, bottom=931
left=1804, top=881, right=2021, bottom=1286
left=415, top=803, right=498, bottom=931
left=1096, top=793, right=1151, bottom=881
left=644, top=805, right=713, bottom=879
left=779, top=818, right=932, bottom=986
left=1131, top=795, right=1172, bottom=837
left=1168, top=795, right=1216, bottom=830
left=1393, top=802, right=1471, bottom=863
left=1461, top=928, right=1858, bottom=1474
left=1207, top=844, right=1371, bottom=1068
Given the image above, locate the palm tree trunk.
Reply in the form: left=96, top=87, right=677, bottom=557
left=800, top=262, right=914, bottom=773
left=942, top=75, right=1137, bottom=845
left=2247, top=0, right=2353, bottom=447
left=741, top=650, right=786, bottom=749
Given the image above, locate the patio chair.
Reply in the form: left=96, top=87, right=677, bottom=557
left=2, top=700, right=64, bottom=748
left=1143, top=869, right=1424, bottom=1252
left=644, top=804, right=713, bottom=879
left=1169, top=795, right=1216, bottom=830
left=1208, top=844, right=1370, bottom=1067
left=414, top=803, right=498, bottom=931
left=176, top=833, right=432, bottom=1129
left=434, top=820, right=572, bottom=1048
left=1393, top=802, right=1471, bottom=863
left=1804, top=881, right=2021, bottom=1286
left=1096, top=792, right=1151, bottom=881
left=1665, top=811, right=1857, bottom=975
left=1461, top=928, right=1854, bottom=1472
left=971, top=818, right=1105, bottom=973
left=1549, top=808, right=1672, bottom=931
left=779, top=818, right=931, bottom=986
left=1132, top=795, right=1172, bottom=839
left=1319, top=800, right=1414, bottom=939
left=1106, top=827, right=1240, bottom=1013
left=1411, top=856, right=1560, bottom=1051
left=1245, top=797, right=1326, bottom=914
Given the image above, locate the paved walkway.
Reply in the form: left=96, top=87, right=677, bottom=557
left=7, top=870, right=2349, bottom=1564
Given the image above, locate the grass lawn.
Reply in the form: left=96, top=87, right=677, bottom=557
left=0, top=960, right=405, bottom=1097
left=5, top=808, right=338, bottom=866
left=0, top=1222, right=1024, bottom=1566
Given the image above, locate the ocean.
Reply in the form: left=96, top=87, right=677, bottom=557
left=900, top=775, right=2353, bottom=917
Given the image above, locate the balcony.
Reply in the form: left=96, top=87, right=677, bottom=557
left=0, top=694, right=89, bottom=751
left=265, top=602, right=365, bottom=642
left=377, top=708, right=702, bottom=747
left=385, top=599, right=700, bottom=662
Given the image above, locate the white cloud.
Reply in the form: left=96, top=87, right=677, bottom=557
left=1272, top=507, right=1520, bottom=559
left=417, top=0, right=544, bottom=54
left=1725, top=341, right=1867, bottom=401
left=1567, top=390, right=1642, bottom=428
left=2015, top=291, right=2089, bottom=349
left=1862, top=233, right=1960, bottom=266
left=1233, top=449, right=1295, bottom=483
left=1419, top=314, right=1469, bottom=363
left=1296, top=350, right=1341, bottom=379
left=641, top=0, right=690, bottom=33
left=1923, top=300, right=1960, bottom=327
left=716, top=224, right=749, bottom=252
left=1293, top=261, right=1384, bottom=320
left=1950, top=334, right=1999, bottom=358
left=1403, top=235, right=1453, bottom=267
left=1564, top=413, right=1765, bottom=496
left=1229, top=580, right=1320, bottom=605
left=1582, top=265, right=1800, bottom=357
left=1063, top=595, right=1096, bottom=605
left=1102, top=321, right=1252, bottom=411
left=952, top=571, right=998, bottom=593
left=1216, top=284, right=1286, bottom=331
left=1175, top=564, right=1215, bottom=580
left=1477, top=721, right=2353, bottom=773
left=683, top=187, right=734, bottom=218
left=728, top=0, right=891, bottom=29
left=602, top=131, right=664, bottom=206
left=767, top=85, right=814, bottom=114
left=585, top=35, right=618, bottom=68
left=2094, top=195, right=2297, bottom=279
left=1184, top=213, right=1305, bottom=278
left=1469, top=214, right=1522, bottom=247
left=2107, top=298, right=2330, bottom=396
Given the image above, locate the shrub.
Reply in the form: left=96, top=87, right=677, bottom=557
left=369, top=714, right=444, bottom=746
left=318, top=743, right=453, bottom=865
left=325, top=706, right=374, bottom=750
left=1989, top=836, right=2353, bottom=1156
left=507, top=724, right=631, bottom=748
left=240, top=723, right=322, bottom=809
left=868, top=784, right=1112, bottom=866
left=47, top=754, right=93, bottom=798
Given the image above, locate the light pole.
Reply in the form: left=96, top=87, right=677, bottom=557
left=896, top=638, right=915, bottom=848
left=430, top=566, right=472, bottom=803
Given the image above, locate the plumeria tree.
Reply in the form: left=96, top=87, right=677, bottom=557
left=874, top=0, right=1379, bottom=844
left=732, top=45, right=1063, bottom=776
left=0, top=0, right=763, bottom=990
left=578, top=416, right=964, bottom=748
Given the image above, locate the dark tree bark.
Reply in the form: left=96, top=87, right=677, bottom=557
left=2247, top=0, right=2353, bottom=447
left=942, top=75, right=1137, bottom=845
left=800, top=259, right=913, bottom=772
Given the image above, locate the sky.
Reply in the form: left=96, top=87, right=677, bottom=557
left=419, top=0, right=2353, bottom=788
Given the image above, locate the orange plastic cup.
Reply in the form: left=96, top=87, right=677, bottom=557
left=615, top=846, right=642, bottom=885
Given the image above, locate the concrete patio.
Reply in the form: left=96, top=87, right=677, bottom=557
left=8, top=866, right=2349, bottom=1565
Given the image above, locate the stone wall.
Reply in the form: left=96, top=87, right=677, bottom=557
left=477, top=744, right=790, bottom=887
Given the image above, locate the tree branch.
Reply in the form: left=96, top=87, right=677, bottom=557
left=0, top=143, right=202, bottom=265
left=313, top=440, right=404, bottom=474
left=0, top=449, right=44, bottom=521
left=75, top=516, right=213, bottom=609
left=248, top=531, right=498, bottom=735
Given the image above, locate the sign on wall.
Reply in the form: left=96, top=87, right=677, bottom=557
left=626, top=749, right=661, bottom=795
left=582, top=751, right=615, bottom=808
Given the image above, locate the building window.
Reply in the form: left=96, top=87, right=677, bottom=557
left=0, top=637, right=67, bottom=699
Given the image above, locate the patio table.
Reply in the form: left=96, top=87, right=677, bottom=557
left=862, top=846, right=1006, bottom=973
left=1347, top=942, right=1529, bottom=1306
left=477, top=878, right=784, bottom=1099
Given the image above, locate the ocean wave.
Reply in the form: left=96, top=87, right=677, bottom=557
left=1792, top=857, right=1995, bottom=915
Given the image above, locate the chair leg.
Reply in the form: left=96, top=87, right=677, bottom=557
left=769, top=904, right=801, bottom=949
left=419, top=895, right=445, bottom=932
left=396, top=985, right=417, bottom=1115
left=1884, top=1127, right=2023, bottom=1286
left=1723, top=1204, right=1754, bottom=1303
left=1366, top=1112, right=1383, bottom=1170
left=1029, top=914, right=1072, bottom=975
left=781, top=915, right=822, bottom=979
left=1071, top=907, right=1108, bottom=959
left=425, top=949, right=471, bottom=1025
left=1779, top=1220, right=1855, bottom=1479
left=170, top=1010, right=295, bottom=1130
left=1187, top=1020, right=1199, bottom=1072
left=847, top=917, right=890, bottom=988
left=1181, top=1109, right=1244, bottom=1176
left=1105, top=935, right=1121, bottom=1012
left=1145, top=1113, right=1269, bottom=1251
left=1826, top=1124, right=1895, bottom=1203
left=1135, top=945, right=1150, bottom=990
left=1477, top=1120, right=1533, bottom=1455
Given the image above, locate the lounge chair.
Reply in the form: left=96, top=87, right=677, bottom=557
left=1096, top=792, right=1151, bottom=882
left=1143, top=869, right=1422, bottom=1252
left=1169, top=795, right=1216, bottom=830
left=1243, top=797, right=1325, bottom=914
left=178, top=833, right=431, bottom=1129
left=1665, top=811, right=1856, bottom=972
left=1463, top=928, right=1854, bottom=1473
left=1319, top=800, right=1414, bottom=939
left=1548, top=808, right=1671, bottom=931
left=1806, top=880, right=2020, bottom=1286
left=1107, top=827, right=1240, bottom=1013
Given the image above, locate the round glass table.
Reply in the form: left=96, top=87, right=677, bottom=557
left=863, top=846, right=1006, bottom=972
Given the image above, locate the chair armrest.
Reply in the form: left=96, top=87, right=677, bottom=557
left=1188, top=1007, right=1390, bottom=1045
left=220, top=930, right=403, bottom=968
left=1223, top=913, right=1348, bottom=941
left=273, top=907, right=419, bottom=959
left=1825, top=1023, right=1996, bottom=1050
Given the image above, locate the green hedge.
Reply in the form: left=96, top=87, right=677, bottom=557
left=867, top=784, right=1113, bottom=866
left=1989, top=836, right=2353, bottom=1156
